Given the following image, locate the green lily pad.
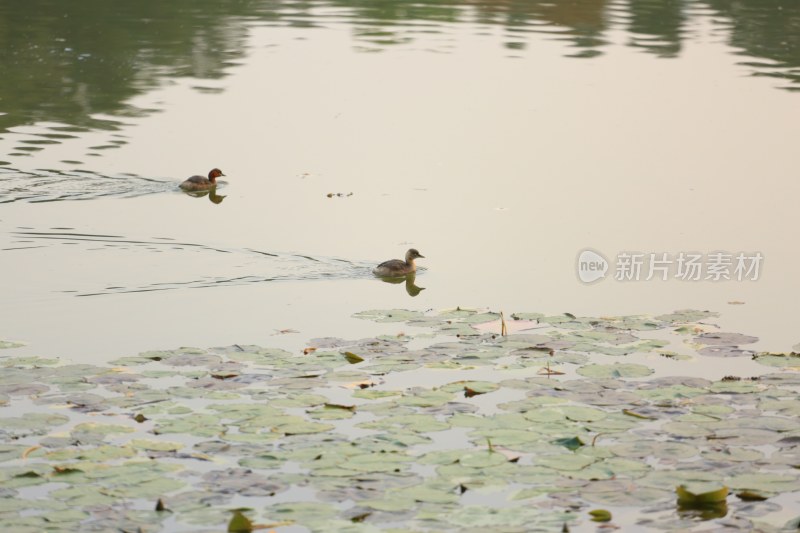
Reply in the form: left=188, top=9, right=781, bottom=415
left=353, top=309, right=424, bottom=323
left=577, top=363, right=654, bottom=378
left=0, top=340, right=24, bottom=349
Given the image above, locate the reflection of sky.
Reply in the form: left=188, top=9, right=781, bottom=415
left=0, top=2, right=798, bottom=363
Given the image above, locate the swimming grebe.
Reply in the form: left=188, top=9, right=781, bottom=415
left=179, top=168, right=225, bottom=191
left=373, top=248, right=425, bottom=277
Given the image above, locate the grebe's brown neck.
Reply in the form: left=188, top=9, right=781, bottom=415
left=207, top=168, right=225, bottom=184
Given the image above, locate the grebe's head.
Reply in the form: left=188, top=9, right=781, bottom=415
left=406, top=248, right=424, bottom=262
left=208, top=168, right=225, bottom=180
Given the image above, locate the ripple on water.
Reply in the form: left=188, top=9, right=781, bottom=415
left=0, top=167, right=176, bottom=204
left=3, top=225, right=376, bottom=296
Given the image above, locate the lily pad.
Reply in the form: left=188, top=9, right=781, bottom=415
left=353, top=309, right=424, bottom=323
left=577, top=363, right=654, bottom=379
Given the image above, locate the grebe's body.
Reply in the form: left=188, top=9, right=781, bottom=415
left=373, top=249, right=425, bottom=277
left=179, top=168, right=225, bottom=191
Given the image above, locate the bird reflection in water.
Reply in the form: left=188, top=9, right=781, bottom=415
left=182, top=188, right=226, bottom=204
left=377, top=271, right=425, bottom=297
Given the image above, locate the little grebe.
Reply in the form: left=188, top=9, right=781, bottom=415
left=179, top=168, right=225, bottom=191
left=373, top=248, right=425, bottom=277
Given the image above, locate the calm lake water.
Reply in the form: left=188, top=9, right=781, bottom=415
left=1, top=0, right=799, bottom=363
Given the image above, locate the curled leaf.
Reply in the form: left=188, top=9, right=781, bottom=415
left=589, top=509, right=612, bottom=522
left=228, top=510, right=253, bottom=533
left=343, top=351, right=364, bottom=364
left=676, top=485, right=728, bottom=505
left=736, top=490, right=768, bottom=501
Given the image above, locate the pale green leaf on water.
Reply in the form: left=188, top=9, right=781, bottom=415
left=154, top=414, right=225, bottom=437
left=437, top=307, right=480, bottom=319
left=325, top=370, right=370, bottom=382
left=0, top=413, right=70, bottom=437
left=352, top=388, right=401, bottom=400
left=510, top=312, right=545, bottom=321
left=458, top=450, right=508, bottom=468
left=463, top=312, right=502, bottom=324
left=437, top=322, right=481, bottom=336
left=610, top=441, right=698, bottom=461
left=40, top=508, right=90, bottom=524
left=559, top=406, right=608, bottom=422
left=725, top=473, right=800, bottom=494
left=306, top=405, right=356, bottom=420
left=577, top=363, right=654, bottom=379
left=0, top=340, right=24, bottom=349
left=655, top=309, right=718, bottom=323
left=358, top=413, right=449, bottom=433
left=238, top=454, right=283, bottom=469
left=352, top=309, right=424, bottom=323
left=449, top=413, right=498, bottom=429
left=269, top=393, right=330, bottom=408
left=468, top=428, right=547, bottom=448
left=440, top=380, right=499, bottom=396
left=581, top=480, right=672, bottom=506
left=48, top=485, right=117, bottom=506
left=691, top=403, right=735, bottom=416
left=569, top=457, right=651, bottom=481
left=264, top=501, right=339, bottom=527
left=276, top=420, right=335, bottom=436
left=130, top=439, right=183, bottom=452
left=661, top=421, right=713, bottom=438
left=361, top=496, right=417, bottom=512
left=45, top=444, right=136, bottom=462
left=0, top=444, right=28, bottom=462
left=709, top=381, right=762, bottom=394
left=342, top=452, right=414, bottom=473
left=521, top=408, right=566, bottom=423
left=444, top=505, right=576, bottom=528
left=395, top=389, right=454, bottom=407
left=535, top=452, right=595, bottom=471
left=566, top=343, right=636, bottom=356
left=752, top=353, right=800, bottom=368
left=702, top=447, right=764, bottom=463
left=638, top=470, right=722, bottom=491
left=395, top=482, right=459, bottom=504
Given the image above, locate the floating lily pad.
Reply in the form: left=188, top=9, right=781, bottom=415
left=577, top=363, right=654, bottom=378
left=0, top=340, right=24, bottom=349
left=353, top=309, right=424, bottom=323
left=694, top=332, right=758, bottom=345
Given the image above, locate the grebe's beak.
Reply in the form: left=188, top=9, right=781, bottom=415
left=417, top=254, right=425, bottom=258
